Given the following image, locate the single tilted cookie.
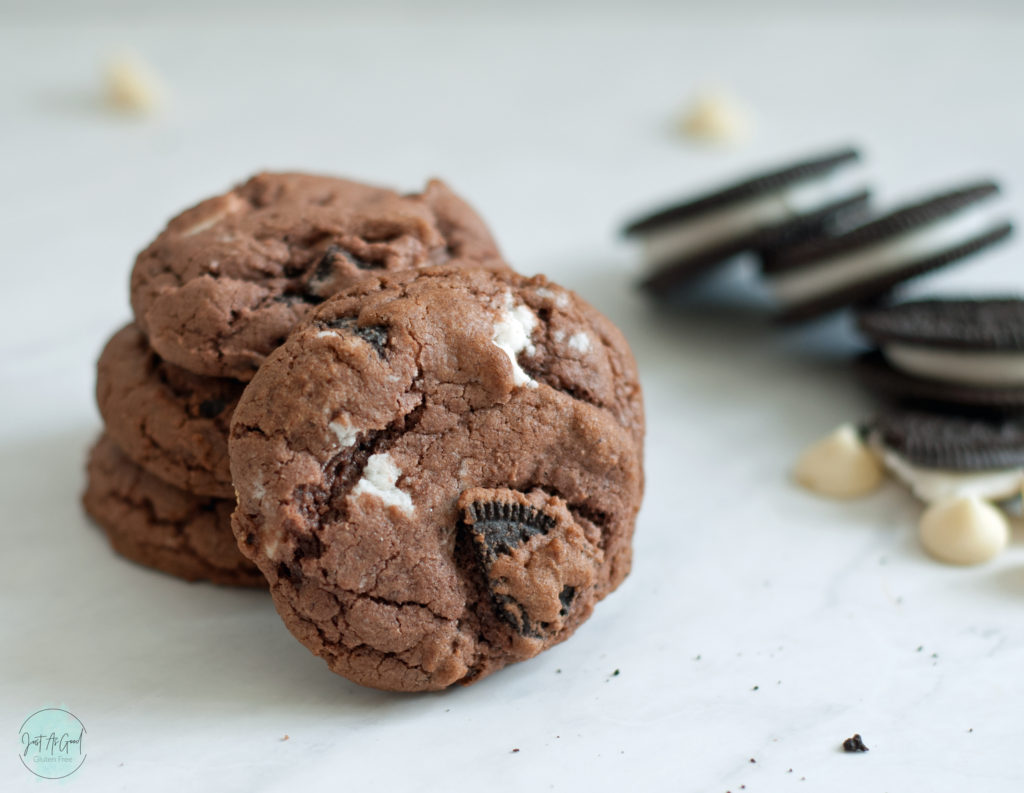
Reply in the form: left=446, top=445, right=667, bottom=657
left=131, top=172, right=503, bottom=380
left=96, top=324, right=243, bottom=497
left=83, top=434, right=265, bottom=587
left=229, top=266, right=644, bottom=691
left=763, top=181, right=1012, bottom=322
left=625, top=147, right=866, bottom=290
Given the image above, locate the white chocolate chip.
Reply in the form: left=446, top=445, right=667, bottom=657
left=329, top=418, right=359, bottom=448
left=567, top=331, right=591, bottom=353
left=918, top=497, right=1009, bottom=565
left=491, top=295, right=538, bottom=388
left=793, top=424, right=884, bottom=499
left=352, top=453, right=413, bottom=515
left=679, top=89, right=753, bottom=145
left=104, top=52, right=162, bottom=113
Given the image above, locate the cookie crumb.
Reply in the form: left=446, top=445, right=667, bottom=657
left=749, top=758, right=756, bottom=764
left=842, top=734, right=868, bottom=752
left=752, top=685, right=759, bottom=691
left=104, top=51, right=162, bottom=113
left=281, top=734, right=290, bottom=742
left=511, top=748, right=520, bottom=754
left=678, top=88, right=753, bottom=145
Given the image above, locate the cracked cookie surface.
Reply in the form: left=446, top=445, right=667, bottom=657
left=131, top=172, right=503, bottom=380
left=229, top=266, right=644, bottom=691
left=96, top=323, right=242, bottom=498
left=83, top=434, right=265, bottom=587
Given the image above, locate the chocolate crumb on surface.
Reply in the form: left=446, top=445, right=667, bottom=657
left=842, top=733, right=869, bottom=752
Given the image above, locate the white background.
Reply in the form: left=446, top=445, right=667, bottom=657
left=3, top=1, right=1024, bottom=791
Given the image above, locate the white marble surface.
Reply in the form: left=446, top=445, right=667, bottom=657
left=3, top=4, right=1024, bottom=791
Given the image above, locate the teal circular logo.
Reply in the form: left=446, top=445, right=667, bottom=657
left=19, top=708, right=87, bottom=779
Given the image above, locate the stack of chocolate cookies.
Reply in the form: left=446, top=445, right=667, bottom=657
left=84, top=172, right=645, bottom=691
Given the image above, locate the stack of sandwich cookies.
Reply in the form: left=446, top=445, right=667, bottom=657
left=855, top=298, right=1024, bottom=413
left=624, top=147, right=868, bottom=291
left=764, top=182, right=1012, bottom=322
left=86, top=172, right=506, bottom=586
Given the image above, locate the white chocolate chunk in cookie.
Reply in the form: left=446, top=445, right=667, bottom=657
left=352, top=453, right=413, bottom=515
left=492, top=296, right=538, bottom=388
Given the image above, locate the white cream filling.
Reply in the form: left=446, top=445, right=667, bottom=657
left=638, top=168, right=865, bottom=270
left=879, top=444, right=1023, bottom=504
left=769, top=202, right=1006, bottom=306
left=351, top=453, right=413, bottom=515
left=883, top=343, right=1024, bottom=387
left=491, top=296, right=538, bottom=388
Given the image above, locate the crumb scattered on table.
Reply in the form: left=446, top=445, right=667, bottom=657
left=842, top=733, right=869, bottom=752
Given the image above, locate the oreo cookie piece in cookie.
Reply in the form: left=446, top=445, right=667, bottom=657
left=96, top=324, right=243, bottom=497
left=855, top=298, right=1024, bottom=412
left=131, top=172, right=503, bottom=381
left=866, top=408, right=1024, bottom=503
left=764, top=182, right=1013, bottom=322
left=83, top=435, right=264, bottom=587
left=625, top=147, right=865, bottom=291
left=229, top=265, right=644, bottom=691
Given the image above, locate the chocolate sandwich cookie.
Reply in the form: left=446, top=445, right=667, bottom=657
left=83, top=434, right=265, bottom=587
left=854, top=298, right=1024, bottom=411
left=625, top=147, right=865, bottom=291
left=131, top=172, right=503, bottom=381
left=866, top=408, right=1024, bottom=503
left=229, top=266, right=644, bottom=692
left=764, top=182, right=1013, bottom=322
left=96, top=323, right=243, bottom=498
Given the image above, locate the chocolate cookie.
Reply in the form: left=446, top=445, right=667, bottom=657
left=764, top=182, right=1013, bottom=322
left=96, top=323, right=242, bottom=498
left=131, top=172, right=503, bottom=380
left=229, top=266, right=644, bottom=691
left=83, top=434, right=265, bottom=587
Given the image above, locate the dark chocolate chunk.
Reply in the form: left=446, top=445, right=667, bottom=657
left=198, top=398, right=227, bottom=419
left=842, top=734, right=869, bottom=753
